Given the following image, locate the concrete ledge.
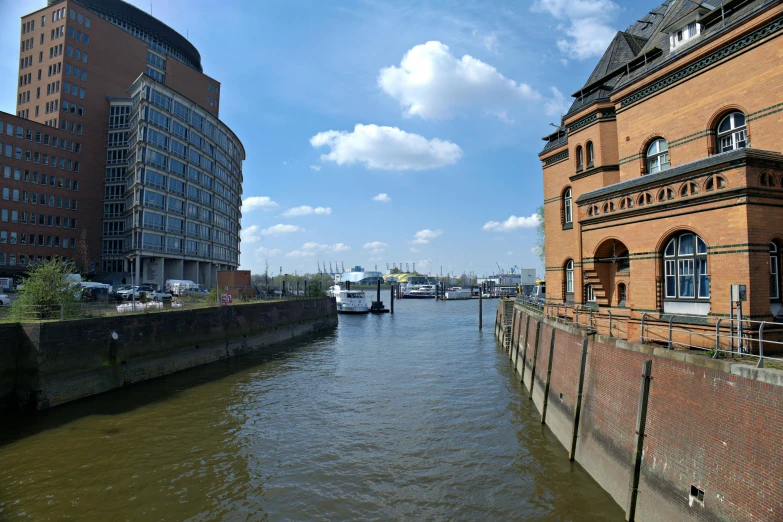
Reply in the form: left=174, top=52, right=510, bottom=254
left=731, top=364, right=783, bottom=387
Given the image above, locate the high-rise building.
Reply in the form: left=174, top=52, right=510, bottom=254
left=1, top=0, right=244, bottom=287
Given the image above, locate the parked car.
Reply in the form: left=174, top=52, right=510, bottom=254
left=118, top=285, right=158, bottom=300
left=80, top=286, right=110, bottom=302
left=0, top=294, right=10, bottom=306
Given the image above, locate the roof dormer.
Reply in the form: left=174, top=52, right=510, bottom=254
left=663, top=3, right=715, bottom=52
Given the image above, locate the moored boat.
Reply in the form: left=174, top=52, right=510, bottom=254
left=330, top=285, right=370, bottom=313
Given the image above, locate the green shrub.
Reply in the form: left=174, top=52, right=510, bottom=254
left=12, top=259, right=79, bottom=320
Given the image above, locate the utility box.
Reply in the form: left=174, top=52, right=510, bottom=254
left=731, top=284, right=747, bottom=302
left=217, top=270, right=256, bottom=299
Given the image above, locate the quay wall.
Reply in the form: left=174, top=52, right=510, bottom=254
left=4, top=298, right=337, bottom=410
left=498, top=300, right=783, bottom=522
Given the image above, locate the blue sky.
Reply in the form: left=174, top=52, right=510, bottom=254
left=0, top=0, right=646, bottom=277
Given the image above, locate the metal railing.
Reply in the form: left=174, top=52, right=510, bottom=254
left=513, top=301, right=783, bottom=369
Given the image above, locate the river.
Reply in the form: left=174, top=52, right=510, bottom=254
left=0, top=293, right=622, bottom=520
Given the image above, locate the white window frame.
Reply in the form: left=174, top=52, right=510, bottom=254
left=564, top=188, right=572, bottom=224
left=771, top=243, right=780, bottom=300
left=565, top=260, right=574, bottom=294
left=585, top=284, right=596, bottom=302
left=717, top=112, right=747, bottom=153
left=646, top=138, right=670, bottom=174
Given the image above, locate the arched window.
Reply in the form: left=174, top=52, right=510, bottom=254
left=637, top=193, right=652, bottom=206
left=663, top=233, right=709, bottom=300
left=761, top=173, right=775, bottom=187
left=657, top=187, right=674, bottom=201
left=565, top=260, right=574, bottom=295
left=705, top=175, right=727, bottom=192
left=647, top=139, right=670, bottom=174
left=717, top=112, right=746, bottom=152
left=585, top=284, right=595, bottom=302
left=617, top=283, right=627, bottom=305
left=576, top=146, right=584, bottom=170
left=563, top=188, right=572, bottom=225
left=771, top=242, right=780, bottom=301
left=680, top=182, right=698, bottom=197
left=586, top=141, right=594, bottom=167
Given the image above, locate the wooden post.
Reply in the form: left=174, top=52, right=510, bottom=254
left=390, top=282, right=394, bottom=313
left=569, top=337, right=590, bottom=461
left=479, top=290, right=483, bottom=330
left=541, top=327, right=556, bottom=424
left=626, top=360, right=653, bottom=522
left=529, top=322, right=541, bottom=399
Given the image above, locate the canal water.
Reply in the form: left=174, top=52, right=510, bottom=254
left=0, top=293, right=622, bottom=521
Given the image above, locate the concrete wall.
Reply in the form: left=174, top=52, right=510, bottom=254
left=499, top=301, right=783, bottom=521
left=0, top=323, right=21, bottom=409
left=4, top=298, right=337, bottom=410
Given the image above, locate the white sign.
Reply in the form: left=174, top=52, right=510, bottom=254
left=0, top=277, right=12, bottom=290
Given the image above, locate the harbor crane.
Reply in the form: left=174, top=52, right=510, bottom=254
left=496, top=262, right=504, bottom=275
left=509, top=265, right=520, bottom=274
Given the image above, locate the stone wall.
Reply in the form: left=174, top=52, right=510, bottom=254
left=499, top=300, right=783, bottom=521
left=4, top=298, right=337, bottom=410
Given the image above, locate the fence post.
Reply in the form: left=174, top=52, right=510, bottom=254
left=608, top=310, right=613, bottom=337
left=668, top=315, right=674, bottom=350
left=714, top=318, right=723, bottom=357
left=757, top=321, right=765, bottom=369
left=575, top=307, right=579, bottom=327
left=589, top=310, right=594, bottom=330
left=640, top=313, right=647, bottom=344
left=60, top=304, right=64, bottom=321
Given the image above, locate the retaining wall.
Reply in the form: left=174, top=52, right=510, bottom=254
left=3, top=298, right=337, bottom=410
left=498, top=301, right=783, bottom=521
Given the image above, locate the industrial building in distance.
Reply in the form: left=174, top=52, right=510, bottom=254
left=0, top=0, right=244, bottom=287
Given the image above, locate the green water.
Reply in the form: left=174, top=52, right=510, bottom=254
left=0, top=294, right=622, bottom=520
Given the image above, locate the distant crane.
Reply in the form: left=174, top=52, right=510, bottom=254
left=496, top=262, right=504, bottom=275
left=341, top=262, right=345, bottom=273
left=509, top=265, right=520, bottom=274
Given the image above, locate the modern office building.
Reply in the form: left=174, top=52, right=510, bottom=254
left=541, top=0, right=783, bottom=324
left=1, top=0, right=244, bottom=286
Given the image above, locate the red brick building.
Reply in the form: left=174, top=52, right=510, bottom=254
left=1, top=0, right=243, bottom=286
left=541, top=0, right=783, bottom=328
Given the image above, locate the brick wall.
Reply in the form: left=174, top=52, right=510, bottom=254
left=500, top=301, right=783, bottom=520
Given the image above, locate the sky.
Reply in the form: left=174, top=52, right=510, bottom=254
left=0, top=0, right=649, bottom=278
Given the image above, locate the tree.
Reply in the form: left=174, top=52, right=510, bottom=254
left=534, top=203, right=545, bottom=268
left=12, top=258, right=79, bottom=319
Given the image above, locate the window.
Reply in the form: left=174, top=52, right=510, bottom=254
left=565, top=260, right=574, bottom=295
left=664, top=233, right=709, bottom=300
left=563, top=188, right=572, bottom=225
left=771, top=243, right=781, bottom=301
left=576, top=145, right=583, bottom=171
left=585, top=284, right=595, bottom=302
left=717, top=112, right=747, bottom=152
left=760, top=172, right=776, bottom=187
left=586, top=141, right=594, bottom=167
left=646, top=139, right=670, bottom=174
left=617, top=283, right=627, bottom=305
left=670, top=22, right=701, bottom=50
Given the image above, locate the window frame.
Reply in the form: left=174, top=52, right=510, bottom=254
left=646, top=138, right=670, bottom=174
left=663, top=233, right=710, bottom=301
left=563, top=188, right=572, bottom=225
left=717, top=112, right=747, bottom=153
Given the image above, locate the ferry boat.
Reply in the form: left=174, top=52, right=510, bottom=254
left=329, top=285, right=370, bottom=314
left=443, top=287, right=471, bottom=300
left=404, top=284, right=437, bottom=299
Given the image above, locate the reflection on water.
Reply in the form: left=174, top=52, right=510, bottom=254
left=0, top=292, right=621, bottom=520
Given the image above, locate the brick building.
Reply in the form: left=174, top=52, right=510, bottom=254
left=1, top=0, right=243, bottom=286
left=541, top=0, right=783, bottom=327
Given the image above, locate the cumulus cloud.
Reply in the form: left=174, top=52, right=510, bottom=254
left=309, top=165, right=321, bottom=171
left=410, top=247, right=420, bottom=253
left=413, top=229, right=443, bottom=244
left=286, top=242, right=351, bottom=258
left=256, top=246, right=282, bottom=257
left=532, top=0, right=618, bottom=60
left=482, top=214, right=541, bottom=232
left=373, top=193, right=391, bottom=203
left=378, top=41, right=541, bottom=120
left=242, top=196, right=279, bottom=212
left=507, top=251, right=514, bottom=256
left=544, top=86, right=570, bottom=117
left=240, top=225, right=263, bottom=244
left=363, top=241, right=389, bottom=254
left=260, top=224, right=304, bottom=236
left=282, top=206, right=332, bottom=217
left=311, top=124, right=462, bottom=171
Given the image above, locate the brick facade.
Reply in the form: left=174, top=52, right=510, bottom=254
left=541, top=1, right=783, bottom=333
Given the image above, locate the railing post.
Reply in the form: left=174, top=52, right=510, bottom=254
left=668, top=315, right=674, bottom=350
left=608, top=310, right=613, bottom=337
left=575, top=307, right=579, bottom=327
left=757, top=321, right=765, bottom=369
left=714, top=318, right=723, bottom=357
left=589, top=310, right=594, bottom=329
left=640, top=313, right=647, bottom=344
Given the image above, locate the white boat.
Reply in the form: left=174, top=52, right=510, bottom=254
left=444, top=287, right=471, bottom=300
left=330, top=285, right=370, bottom=314
left=404, top=284, right=437, bottom=299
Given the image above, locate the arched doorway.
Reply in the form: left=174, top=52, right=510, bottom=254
left=586, top=239, right=630, bottom=307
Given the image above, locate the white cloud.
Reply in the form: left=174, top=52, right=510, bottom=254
left=544, top=86, right=569, bottom=118
left=483, top=32, right=499, bottom=54
left=532, top=246, right=542, bottom=254
left=507, top=251, right=514, bottom=256
left=256, top=246, right=282, bottom=257
left=260, top=224, right=304, bottom=236
left=309, top=165, right=321, bottom=171
left=286, top=242, right=351, bottom=258
left=373, top=193, right=391, bottom=203
left=532, top=0, right=618, bottom=60
left=282, top=205, right=332, bottom=217
left=240, top=225, right=263, bottom=244
left=410, top=247, right=420, bottom=253
left=378, top=41, right=541, bottom=120
left=311, top=124, right=462, bottom=171
left=363, top=241, right=389, bottom=254
left=482, top=214, right=541, bottom=232
left=242, top=196, right=279, bottom=212
left=413, top=229, right=443, bottom=244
